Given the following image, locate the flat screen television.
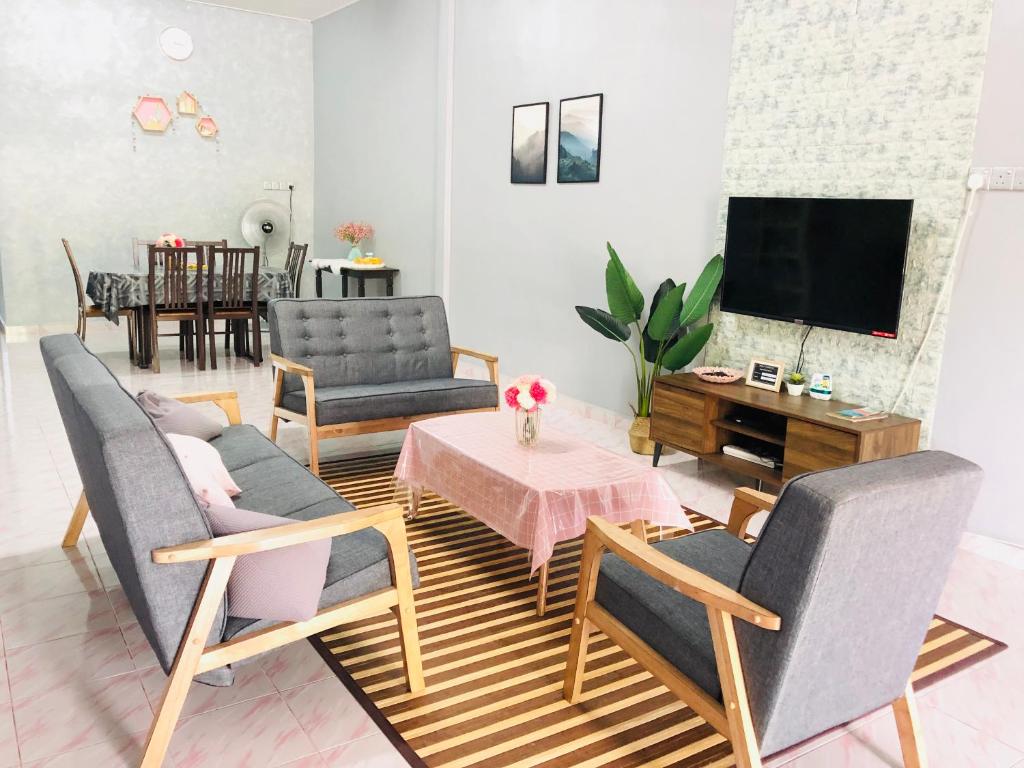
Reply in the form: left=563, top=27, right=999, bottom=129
left=720, top=196, right=913, bottom=338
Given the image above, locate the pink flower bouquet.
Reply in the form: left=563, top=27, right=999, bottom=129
left=504, top=375, right=557, bottom=412
left=333, top=222, right=374, bottom=245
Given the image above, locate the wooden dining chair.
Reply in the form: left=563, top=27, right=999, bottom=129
left=206, top=245, right=262, bottom=369
left=62, top=239, right=136, bottom=361
left=148, top=245, right=207, bottom=373
left=185, top=240, right=229, bottom=352
left=284, top=242, right=308, bottom=297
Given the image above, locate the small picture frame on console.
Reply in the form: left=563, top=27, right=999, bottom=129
left=745, top=358, right=785, bottom=392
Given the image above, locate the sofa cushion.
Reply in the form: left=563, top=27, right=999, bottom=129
left=222, top=528, right=415, bottom=642
left=268, top=296, right=455, bottom=395
left=166, top=433, right=241, bottom=507
left=595, top=530, right=753, bottom=701
left=281, top=377, right=498, bottom=425
left=137, top=390, right=223, bottom=441
left=204, top=505, right=331, bottom=623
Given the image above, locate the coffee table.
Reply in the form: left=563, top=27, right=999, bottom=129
left=393, top=411, right=690, bottom=615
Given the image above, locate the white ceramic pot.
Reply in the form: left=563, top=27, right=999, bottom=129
left=785, top=382, right=805, bottom=397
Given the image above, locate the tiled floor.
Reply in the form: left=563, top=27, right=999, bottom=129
left=0, top=324, right=1021, bottom=767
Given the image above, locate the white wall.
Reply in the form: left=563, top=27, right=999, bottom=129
left=312, top=0, right=443, bottom=298
left=447, top=0, right=736, bottom=415
left=703, top=0, right=994, bottom=444
left=932, top=0, right=1024, bottom=545
left=0, top=0, right=314, bottom=327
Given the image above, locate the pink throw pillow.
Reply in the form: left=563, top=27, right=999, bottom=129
left=203, top=505, right=331, bottom=622
left=166, top=433, right=241, bottom=508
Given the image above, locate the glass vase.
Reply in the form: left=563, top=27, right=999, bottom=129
left=347, top=243, right=362, bottom=260
left=516, top=408, right=540, bottom=447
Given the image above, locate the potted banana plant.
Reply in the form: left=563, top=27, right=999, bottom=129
left=576, top=243, right=724, bottom=454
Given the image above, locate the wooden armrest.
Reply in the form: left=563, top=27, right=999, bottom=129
left=270, top=354, right=314, bottom=377
left=734, top=487, right=777, bottom=511
left=585, top=517, right=780, bottom=629
left=171, top=390, right=241, bottom=426
left=152, top=503, right=404, bottom=564
left=450, top=346, right=498, bottom=363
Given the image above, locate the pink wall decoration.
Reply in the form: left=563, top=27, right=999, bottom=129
left=132, top=96, right=173, bottom=132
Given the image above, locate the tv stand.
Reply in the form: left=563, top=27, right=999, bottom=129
left=650, top=373, right=921, bottom=487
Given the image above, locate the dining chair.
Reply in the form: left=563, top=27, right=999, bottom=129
left=284, top=242, right=308, bottom=297
left=148, top=245, right=207, bottom=373
left=185, top=240, right=229, bottom=353
left=62, top=238, right=136, bottom=361
left=206, top=244, right=262, bottom=369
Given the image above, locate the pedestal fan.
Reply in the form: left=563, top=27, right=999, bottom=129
left=240, top=199, right=290, bottom=265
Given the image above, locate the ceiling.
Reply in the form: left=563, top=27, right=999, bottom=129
left=189, top=0, right=363, bottom=21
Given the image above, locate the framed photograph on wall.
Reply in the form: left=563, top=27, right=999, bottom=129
left=557, top=93, right=603, bottom=183
left=510, top=102, right=549, bottom=184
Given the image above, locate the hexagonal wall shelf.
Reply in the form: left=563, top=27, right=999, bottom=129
left=196, top=116, right=219, bottom=138
left=177, top=91, right=199, bottom=116
left=132, top=96, right=173, bottom=132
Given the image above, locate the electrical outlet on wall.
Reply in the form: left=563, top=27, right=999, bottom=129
left=969, top=167, right=991, bottom=189
left=262, top=181, right=271, bottom=190
left=990, top=167, right=1014, bottom=190
left=1013, top=168, right=1024, bottom=191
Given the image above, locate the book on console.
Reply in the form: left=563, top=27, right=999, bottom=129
left=827, top=407, right=889, bottom=422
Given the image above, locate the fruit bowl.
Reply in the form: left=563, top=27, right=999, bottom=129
left=693, top=366, right=743, bottom=384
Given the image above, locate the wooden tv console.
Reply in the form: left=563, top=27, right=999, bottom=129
left=650, top=373, right=921, bottom=488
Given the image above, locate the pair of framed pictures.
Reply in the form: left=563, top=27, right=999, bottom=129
left=510, top=94, right=603, bottom=184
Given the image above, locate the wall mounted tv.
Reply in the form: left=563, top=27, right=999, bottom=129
left=721, top=196, right=913, bottom=338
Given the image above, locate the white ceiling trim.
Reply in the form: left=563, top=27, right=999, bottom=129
left=186, top=0, right=364, bottom=22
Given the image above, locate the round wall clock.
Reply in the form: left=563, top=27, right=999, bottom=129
left=159, top=27, right=193, bottom=61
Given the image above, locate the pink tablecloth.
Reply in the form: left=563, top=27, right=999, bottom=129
left=394, top=411, right=690, bottom=572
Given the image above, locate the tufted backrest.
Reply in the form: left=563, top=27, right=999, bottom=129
left=735, top=451, right=982, bottom=755
left=268, top=297, right=455, bottom=394
left=39, top=335, right=227, bottom=681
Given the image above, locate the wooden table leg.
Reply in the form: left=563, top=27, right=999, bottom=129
left=536, top=561, right=549, bottom=617
left=652, top=442, right=664, bottom=467
left=404, top=487, right=423, bottom=521
left=342, top=274, right=349, bottom=298
left=630, top=519, right=647, bottom=543
left=357, top=276, right=366, bottom=297
left=386, top=275, right=395, bottom=296
left=315, top=268, right=323, bottom=298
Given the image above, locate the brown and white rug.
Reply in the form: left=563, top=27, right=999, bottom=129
left=311, top=453, right=1005, bottom=768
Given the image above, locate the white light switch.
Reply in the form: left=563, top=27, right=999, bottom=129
left=1013, top=169, right=1024, bottom=191
left=263, top=181, right=271, bottom=190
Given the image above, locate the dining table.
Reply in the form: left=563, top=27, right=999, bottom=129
left=85, top=266, right=293, bottom=368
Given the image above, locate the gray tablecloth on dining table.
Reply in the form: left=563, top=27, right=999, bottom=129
left=86, top=268, right=293, bottom=322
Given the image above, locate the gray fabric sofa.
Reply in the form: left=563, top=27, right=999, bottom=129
left=41, top=333, right=424, bottom=766
left=268, top=296, right=499, bottom=474
left=565, top=450, right=983, bottom=766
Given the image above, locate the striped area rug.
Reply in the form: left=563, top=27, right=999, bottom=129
left=312, top=453, right=1005, bottom=768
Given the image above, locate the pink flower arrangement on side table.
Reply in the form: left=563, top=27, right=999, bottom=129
left=504, top=375, right=556, bottom=446
left=334, top=221, right=374, bottom=260
left=334, top=222, right=374, bottom=244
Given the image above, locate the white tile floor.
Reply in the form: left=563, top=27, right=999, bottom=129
left=0, top=323, right=1020, bottom=767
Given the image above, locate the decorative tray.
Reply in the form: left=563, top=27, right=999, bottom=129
left=692, top=366, right=744, bottom=384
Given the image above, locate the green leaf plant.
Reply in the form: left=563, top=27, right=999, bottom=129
left=575, top=243, right=724, bottom=417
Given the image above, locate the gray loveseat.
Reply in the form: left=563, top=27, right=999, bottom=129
left=268, top=296, right=499, bottom=474
left=41, top=334, right=423, bottom=768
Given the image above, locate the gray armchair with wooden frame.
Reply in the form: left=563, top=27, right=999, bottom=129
left=563, top=451, right=983, bottom=768
left=268, top=296, right=500, bottom=475
left=40, top=334, right=423, bottom=768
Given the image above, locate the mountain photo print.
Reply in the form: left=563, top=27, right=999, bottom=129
left=510, top=102, right=549, bottom=184
left=557, top=93, right=603, bottom=183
